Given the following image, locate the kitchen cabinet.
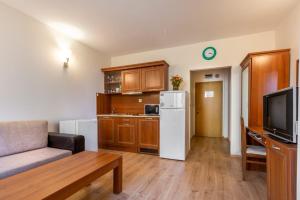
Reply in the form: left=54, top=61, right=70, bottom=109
left=98, top=116, right=160, bottom=154
left=98, top=116, right=138, bottom=153
left=98, top=116, right=115, bottom=147
left=138, top=117, right=159, bottom=154
left=121, top=69, right=141, bottom=93
left=102, top=60, right=169, bottom=93
left=115, top=118, right=138, bottom=152
left=96, top=93, right=111, bottom=115
left=141, top=66, right=168, bottom=92
left=267, top=138, right=297, bottom=200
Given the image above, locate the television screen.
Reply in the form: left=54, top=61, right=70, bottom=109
left=263, top=87, right=297, bottom=143
left=267, top=94, right=287, bottom=131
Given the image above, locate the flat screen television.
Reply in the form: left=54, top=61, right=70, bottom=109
left=263, top=87, right=298, bottom=143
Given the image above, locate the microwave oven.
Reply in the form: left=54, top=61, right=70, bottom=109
left=144, top=104, right=159, bottom=115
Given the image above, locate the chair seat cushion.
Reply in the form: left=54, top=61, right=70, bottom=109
left=0, top=147, right=72, bottom=179
left=246, top=145, right=266, bottom=156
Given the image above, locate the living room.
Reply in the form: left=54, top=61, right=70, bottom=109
left=0, top=0, right=299, bottom=199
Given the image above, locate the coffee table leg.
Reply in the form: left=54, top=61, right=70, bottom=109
left=113, top=158, right=122, bottom=194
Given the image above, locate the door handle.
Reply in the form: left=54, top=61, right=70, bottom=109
left=272, top=145, right=280, bottom=151
left=121, top=124, right=130, bottom=126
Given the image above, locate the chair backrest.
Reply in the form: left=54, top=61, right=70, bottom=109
left=240, top=117, right=247, bottom=154
left=0, top=121, right=48, bottom=157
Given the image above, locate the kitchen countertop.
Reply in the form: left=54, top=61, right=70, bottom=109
left=97, top=114, right=160, bottom=118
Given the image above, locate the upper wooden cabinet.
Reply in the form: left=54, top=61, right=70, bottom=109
left=102, top=60, right=169, bottom=93
left=122, top=69, right=141, bottom=93
left=141, top=66, right=168, bottom=92
left=240, top=49, right=290, bottom=127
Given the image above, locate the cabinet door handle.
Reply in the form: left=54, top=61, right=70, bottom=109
left=272, top=145, right=280, bottom=151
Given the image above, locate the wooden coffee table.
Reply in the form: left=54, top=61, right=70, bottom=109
left=0, top=151, right=122, bottom=200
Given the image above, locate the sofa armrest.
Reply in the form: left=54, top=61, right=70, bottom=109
left=48, top=132, right=85, bottom=154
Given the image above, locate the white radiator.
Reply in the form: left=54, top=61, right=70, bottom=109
left=59, top=119, right=98, bottom=152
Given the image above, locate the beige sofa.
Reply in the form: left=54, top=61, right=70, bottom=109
left=0, top=121, right=84, bottom=179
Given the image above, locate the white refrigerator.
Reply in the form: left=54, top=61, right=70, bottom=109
left=59, top=119, right=98, bottom=152
left=160, top=91, right=189, bottom=160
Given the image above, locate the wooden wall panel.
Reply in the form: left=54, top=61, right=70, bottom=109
left=110, top=93, right=160, bottom=114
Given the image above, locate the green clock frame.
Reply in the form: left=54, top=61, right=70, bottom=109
left=202, top=47, right=217, bottom=60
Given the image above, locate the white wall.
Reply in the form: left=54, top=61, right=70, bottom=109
left=0, top=3, right=110, bottom=131
left=275, top=2, right=300, bottom=86
left=190, top=68, right=231, bottom=139
left=112, top=31, right=276, bottom=155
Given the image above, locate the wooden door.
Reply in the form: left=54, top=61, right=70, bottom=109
left=141, top=66, right=167, bottom=92
left=121, top=69, right=141, bottom=93
left=115, top=118, right=137, bottom=150
left=138, top=118, right=159, bottom=150
left=195, top=81, right=223, bottom=137
left=98, top=117, right=115, bottom=147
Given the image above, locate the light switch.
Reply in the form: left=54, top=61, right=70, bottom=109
left=138, top=98, right=143, bottom=103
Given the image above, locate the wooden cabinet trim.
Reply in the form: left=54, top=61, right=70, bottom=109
left=102, top=60, right=169, bottom=72
left=240, top=49, right=290, bottom=67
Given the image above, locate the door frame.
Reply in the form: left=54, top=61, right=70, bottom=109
left=194, top=81, right=224, bottom=137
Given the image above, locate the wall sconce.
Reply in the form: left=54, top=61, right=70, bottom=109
left=61, top=49, right=71, bottom=68
left=64, top=57, right=70, bottom=68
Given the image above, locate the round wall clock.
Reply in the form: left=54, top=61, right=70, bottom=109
left=202, top=47, right=217, bottom=60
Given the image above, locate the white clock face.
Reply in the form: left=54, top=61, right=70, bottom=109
left=202, top=47, right=217, bottom=60
left=205, top=49, right=214, bottom=58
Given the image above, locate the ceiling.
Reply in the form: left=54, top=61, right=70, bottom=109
left=1, top=0, right=298, bottom=56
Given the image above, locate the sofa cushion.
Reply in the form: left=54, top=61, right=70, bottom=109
left=0, top=147, right=72, bottom=179
left=0, top=121, right=48, bottom=157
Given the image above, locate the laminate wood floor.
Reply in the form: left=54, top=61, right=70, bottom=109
left=68, top=137, right=266, bottom=200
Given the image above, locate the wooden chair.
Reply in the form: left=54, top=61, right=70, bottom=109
left=241, top=118, right=266, bottom=180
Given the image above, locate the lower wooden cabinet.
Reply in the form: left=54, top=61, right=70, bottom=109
left=138, top=118, right=159, bottom=154
left=267, top=138, right=297, bottom=200
left=98, top=116, right=160, bottom=154
left=115, top=118, right=138, bottom=152
left=98, top=116, right=115, bottom=147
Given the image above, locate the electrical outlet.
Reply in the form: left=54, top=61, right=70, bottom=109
left=138, top=98, right=143, bottom=103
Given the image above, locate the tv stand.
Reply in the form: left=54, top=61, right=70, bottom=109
left=267, top=133, right=293, bottom=144
left=244, top=126, right=297, bottom=200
